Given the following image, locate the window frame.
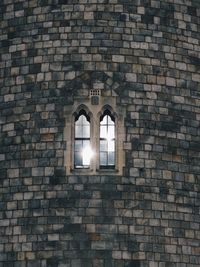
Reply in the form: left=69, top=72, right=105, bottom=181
left=98, top=107, right=116, bottom=170
left=64, top=93, right=125, bottom=176
left=74, top=109, right=91, bottom=169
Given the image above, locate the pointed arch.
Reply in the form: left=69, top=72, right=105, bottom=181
left=73, top=104, right=92, bottom=121
left=98, top=105, right=117, bottom=121
left=64, top=88, right=125, bottom=175
left=74, top=107, right=92, bottom=168
left=99, top=107, right=116, bottom=169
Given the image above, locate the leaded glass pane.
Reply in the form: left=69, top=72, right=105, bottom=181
left=108, top=140, right=115, bottom=152
left=74, top=151, right=82, bottom=167
left=75, top=140, right=82, bottom=151
left=81, top=115, right=88, bottom=124
left=83, top=125, right=90, bottom=138
left=100, top=125, right=107, bottom=138
left=100, top=111, right=115, bottom=168
left=100, top=140, right=107, bottom=152
left=108, top=115, right=114, bottom=125
left=74, top=112, right=91, bottom=168
left=100, top=152, right=107, bottom=166
left=100, top=115, right=107, bottom=125
left=108, top=152, right=115, bottom=165
left=76, top=115, right=83, bottom=125
left=75, top=125, right=82, bottom=138
left=82, top=140, right=90, bottom=149
left=108, top=125, right=115, bottom=139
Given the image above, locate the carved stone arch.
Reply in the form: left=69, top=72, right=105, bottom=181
left=73, top=104, right=92, bottom=122
left=98, top=105, right=117, bottom=122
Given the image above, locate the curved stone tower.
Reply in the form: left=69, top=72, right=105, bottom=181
left=0, top=0, right=200, bottom=266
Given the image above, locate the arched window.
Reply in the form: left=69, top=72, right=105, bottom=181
left=74, top=110, right=92, bottom=168
left=64, top=91, right=125, bottom=175
left=100, top=110, right=115, bottom=168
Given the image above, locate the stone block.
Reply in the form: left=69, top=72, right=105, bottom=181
left=112, top=55, right=125, bottom=63
left=0, top=1, right=200, bottom=266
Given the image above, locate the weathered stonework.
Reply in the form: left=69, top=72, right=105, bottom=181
left=0, top=0, right=200, bottom=266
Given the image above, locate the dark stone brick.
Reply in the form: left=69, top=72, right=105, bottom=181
left=173, top=228, right=185, bottom=238
left=190, top=142, right=200, bottom=152
left=128, top=241, right=139, bottom=252
left=188, top=56, right=200, bottom=70
left=27, top=49, right=38, bottom=57
left=63, top=224, right=82, bottom=233
left=7, top=252, right=17, bottom=261
left=0, top=169, right=7, bottom=179
left=160, top=122, right=180, bottom=132
left=119, top=63, right=132, bottom=73
left=30, top=64, right=41, bottom=74
left=188, top=6, right=197, bottom=16
left=1, top=40, right=10, bottom=48
left=159, top=187, right=169, bottom=195
left=38, top=0, right=49, bottom=6
left=49, top=175, right=60, bottom=185
left=126, top=260, right=141, bottom=267
left=27, top=260, right=41, bottom=267
left=120, top=13, right=128, bottom=21
left=3, top=263, right=14, bottom=267
left=142, top=14, right=154, bottom=24
left=29, top=200, right=41, bottom=209
left=0, top=202, right=6, bottom=210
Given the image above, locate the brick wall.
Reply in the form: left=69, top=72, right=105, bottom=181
left=0, top=0, right=200, bottom=266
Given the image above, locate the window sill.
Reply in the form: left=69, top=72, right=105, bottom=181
left=70, top=168, right=93, bottom=174
left=69, top=168, right=119, bottom=176
left=96, top=168, right=119, bottom=174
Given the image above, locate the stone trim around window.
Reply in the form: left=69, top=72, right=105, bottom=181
left=64, top=91, right=125, bottom=176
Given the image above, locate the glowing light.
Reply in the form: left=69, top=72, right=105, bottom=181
left=82, top=145, right=94, bottom=166
left=107, top=131, right=114, bottom=141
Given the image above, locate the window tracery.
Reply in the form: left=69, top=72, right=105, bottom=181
left=74, top=110, right=91, bottom=168
left=100, top=110, right=115, bottom=168
left=64, top=90, right=125, bottom=175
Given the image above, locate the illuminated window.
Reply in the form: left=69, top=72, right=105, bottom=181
left=100, top=110, right=115, bottom=169
left=64, top=92, right=125, bottom=175
left=74, top=110, right=92, bottom=168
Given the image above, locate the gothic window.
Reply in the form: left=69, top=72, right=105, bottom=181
left=64, top=91, right=125, bottom=175
left=100, top=110, right=115, bottom=169
left=74, top=110, right=92, bottom=168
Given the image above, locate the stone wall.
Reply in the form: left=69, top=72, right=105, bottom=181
left=0, top=0, right=200, bottom=266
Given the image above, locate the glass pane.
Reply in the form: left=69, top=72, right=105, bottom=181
left=82, top=152, right=90, bottom=166
left=99, top=112, right=115, bottom=167
left=100, top=115, right=107, bottom=125
left=108, top=140, right=115, bottom=152
left=75, top=140, right=82, bottom=151
left=100, top=140, right=107, bottom=152
left=82, top=140, right=90, bottom=147
left=108, top=152, right=115, bottom=165
left=74, top=112, right=91, bottom=168
left=100, top=125, right=107, bottom=138
left=75, top=113, right=90, bottom=138
left=81, top=115, right=88, bottom=124
left=108, top=125, right=115, bottom=139
left=108, top=115, right=114, bottom=125
left=74, top=151, right=82, bottom=167
left=75, top=125, right=82, bottom=138
left=100, top=152, right=107, bottom=166
left=83, top=125, right=90, bottom=138
left=82, top=141, right=92, bottom=166
left=76, top=115, right=83, bottom=125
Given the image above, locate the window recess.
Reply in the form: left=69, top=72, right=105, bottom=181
left=64, top=91, right=125, bottom=176
left=74, top=110, right=92, bottom=169
left=100, top=110, right=115, bottom=169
